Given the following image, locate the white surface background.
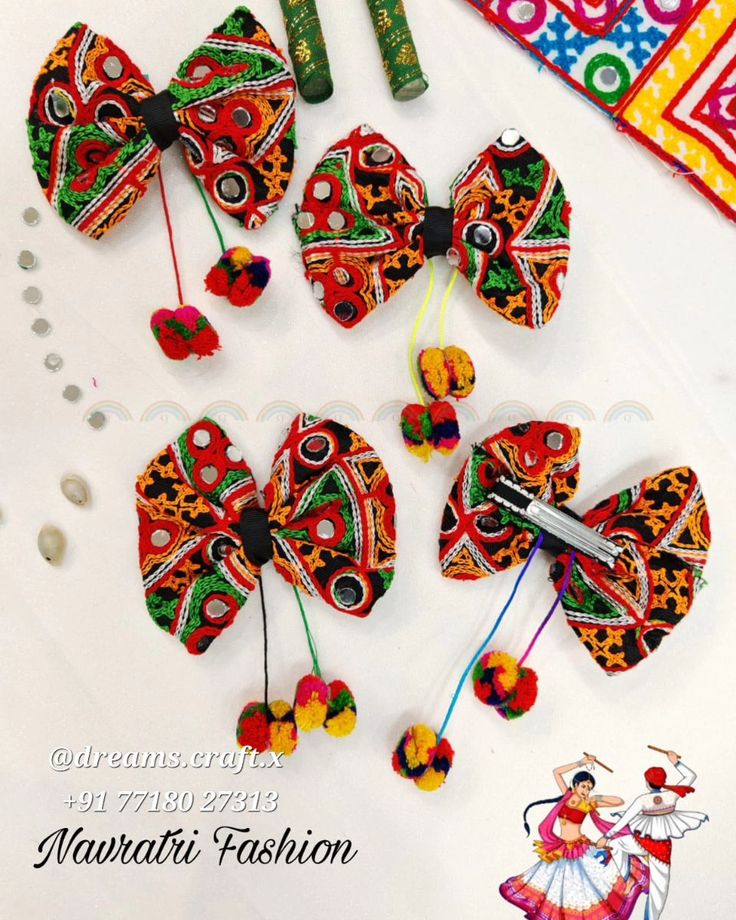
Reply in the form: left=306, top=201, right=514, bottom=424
left=1, top=1, right=735, bottom=917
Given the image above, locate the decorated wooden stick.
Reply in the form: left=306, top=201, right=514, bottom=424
left=583, top=752, right=614, bottom=773
left=279, top=0, right=333, bottom=103
left=364, top=0, right=428, bottom=101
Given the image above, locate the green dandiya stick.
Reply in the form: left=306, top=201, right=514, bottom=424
left=365, top=0, right=428, bottom=101
left=279, top=0, right=333, bottom=104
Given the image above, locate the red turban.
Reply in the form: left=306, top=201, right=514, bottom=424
left=644, top=767, right=694, bottom=797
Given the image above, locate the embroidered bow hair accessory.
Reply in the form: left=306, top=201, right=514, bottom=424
left=136, top=414, right=397, bottom=756
left=28, top=7, right=295, bottom=358
left=393, top=421, right=710, bottom=791
left=293, top=125, right=571, bottom=461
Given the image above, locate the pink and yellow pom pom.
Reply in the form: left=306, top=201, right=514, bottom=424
left=150, top=306, right=220, bottom=360
left=400, top=401, right=460, bottom=462
left=294, top=674, right=329, bottom=731
left=236, top=699, right=299, bottom=756
left=205, top=246, right=271, bottom=307
left=419, top=346, right=475, bottom=400
left=472, top=651, right=539, bottom=720
left=392, top=724, right=454, bottom=792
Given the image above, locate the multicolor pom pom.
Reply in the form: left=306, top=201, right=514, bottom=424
left=472, top=651, right=539, bottom=720
left=293, top=675, right=358, bottom=738
left=205, top=247, right=271, bottom=307
left=323, top=679, right=357, bottom=738
left=400, top=401, right=460, bottom=462
left=150, top=306, right=220, bottom=360
left=294, top=674, right=329, bottom=732
left=236, top=700, right=299, bottom=756
left=392, top=724, right=454, bottom=792
left=419, top=346, right=475, bottom=400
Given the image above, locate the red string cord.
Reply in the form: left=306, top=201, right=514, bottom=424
left=158, top=169, right=184, bottom=304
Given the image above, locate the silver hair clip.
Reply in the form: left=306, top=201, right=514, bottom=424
left=489, top=476, right=622, bottom=568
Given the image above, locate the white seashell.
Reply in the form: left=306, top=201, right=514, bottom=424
left=60, top=474, right=90, bottom=507
left=38, top=525, right=66, bottom=565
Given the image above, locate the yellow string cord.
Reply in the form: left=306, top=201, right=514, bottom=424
left=408, top=260, right=436, bottom=405
left=438, top=269, right=459, bottom=350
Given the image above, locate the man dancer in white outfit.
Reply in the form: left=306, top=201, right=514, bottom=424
left=596, top=750, right=708, bottom=920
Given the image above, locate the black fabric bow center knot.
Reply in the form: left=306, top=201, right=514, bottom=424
left=139, top=89, right=179, bottom=150
left=420, top=206, right=455, bottom=259
left=237, top=507, right=274, bottom=568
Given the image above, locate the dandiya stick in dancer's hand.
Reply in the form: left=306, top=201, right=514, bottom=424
left=583, top=752, right=614, bottom=773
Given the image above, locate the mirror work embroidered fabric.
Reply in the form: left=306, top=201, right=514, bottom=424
left=463, top=0, right=736, bottom=222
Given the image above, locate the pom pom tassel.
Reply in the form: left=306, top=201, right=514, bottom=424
left=293, top=675, right=357, bottom=738
left=205, top=247, right=271, bottom=307
left=150, top=306, right=220, bottom=360
left=236, top=700, right=299, bottom=756
left=392, top=724, right=454, bottom=792
left=472, top=651, right=539, bottom=720
left=419, top=346, right=475, bottom=400
left=400, top=401, right=460, bottom=462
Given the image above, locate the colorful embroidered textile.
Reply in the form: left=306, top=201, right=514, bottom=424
left=279, top=0, right=333, bottom=103
left=294, top=124, right=570, bottom=329
left=439, top=421, right=710, bottom=672
left=136, top=414, right=397, bottom=654
left=462, top=0, right=736, bottom=222
left=27, top=7, right=296, bottom=237
left=365, top=0, right=428, bottom=100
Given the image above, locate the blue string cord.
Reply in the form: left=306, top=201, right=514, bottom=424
left=436, top=533, right=544, bottom=741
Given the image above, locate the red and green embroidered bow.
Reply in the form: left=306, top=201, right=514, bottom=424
left=136, top=414, right=397, bottom=655
left=439, top=421, right=710, bottom=673
left=27, top=7, right=296, bottom=238
left=293, top=124, right=571, bottom=328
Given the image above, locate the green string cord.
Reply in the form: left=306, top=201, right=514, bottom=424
left=193, top=176, right=227, bottom=254
left=293, top=586, right=322, bottom=677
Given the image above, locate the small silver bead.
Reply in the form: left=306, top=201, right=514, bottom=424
left=545, top=431, right=564, bottom=450
left=446, top=248, right=461, bottom=267
left=226, top=445, right=242, bottom=463
left=524, top=450, right=539, bottom=466
left=44, top=353, right=63, bottom=372
left=22, top=207, right=40, bottom=226
left=51, top=91, right=71, bottom=118
left=87, top=410, right=107, bottom=430
left=313, top=180, right=332, bottom=201
left=312, top=281, right=325, bottom=301
left=18, top=250, right=37, bottom=270
left=31, top=318, right=51, bottom=337
left=333, top=267, right=351, bottom=286
left=62, top=384, right=82, bottom=403
left=191, top=63, right=212, bottom=80
left=328, top=211, right=346, bottom=231
left=23, top=286, right=42, bottom=305
left=103, top=55, right=123, bottom=79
